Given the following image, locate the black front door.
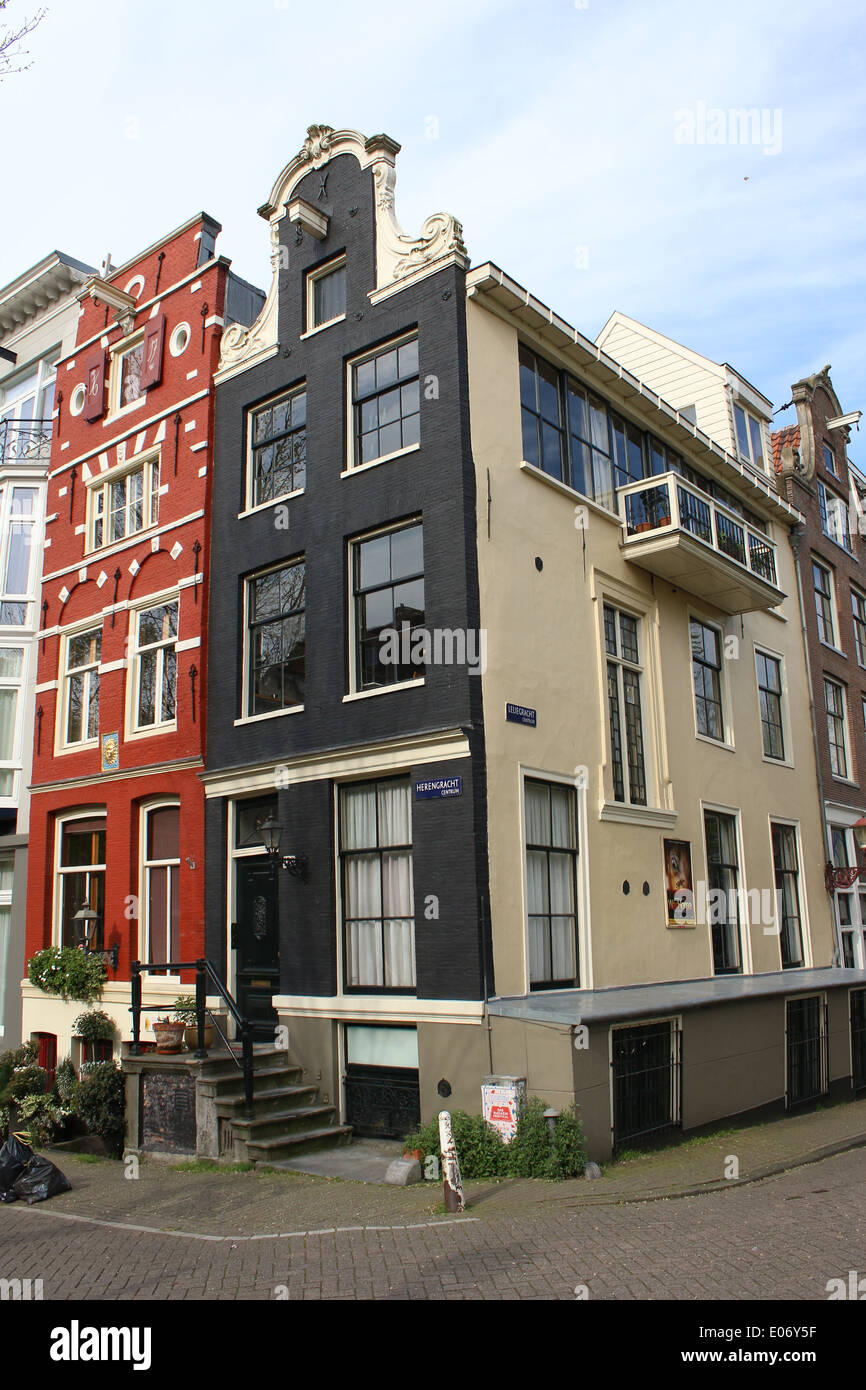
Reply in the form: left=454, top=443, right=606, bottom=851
left=236, top=859, right=279, bottom=1041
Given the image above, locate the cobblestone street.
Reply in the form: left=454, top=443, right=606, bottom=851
left=2, top=1145, right=865, bottom=1301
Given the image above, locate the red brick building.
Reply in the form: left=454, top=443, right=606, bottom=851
left=22, top=214, right=262, bottom=1061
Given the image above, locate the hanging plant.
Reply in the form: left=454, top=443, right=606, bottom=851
left=27, top=948, right=106, bottom=1004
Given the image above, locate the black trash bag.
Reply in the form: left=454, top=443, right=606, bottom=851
left=0, top=1135, right=33, bottom=1194
left=0, top=1188, right=19, bottom=1202
left=12, top=1153, right=71, bottom=1205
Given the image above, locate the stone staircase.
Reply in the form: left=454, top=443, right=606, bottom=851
left=198, top=1044, right=352, bottom=1164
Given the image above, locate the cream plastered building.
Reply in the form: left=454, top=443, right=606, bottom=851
left=466, top=269, right=865, bottom=1157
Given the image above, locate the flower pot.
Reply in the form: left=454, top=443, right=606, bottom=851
left=184, top=1023, right=214, bottom=1051
left=403, top=1148, right=424, bottom=1162
left=152, top=1021, right=185, bottom=1053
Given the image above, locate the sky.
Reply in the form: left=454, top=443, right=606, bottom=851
left=1, top=0, right=864, bottom=460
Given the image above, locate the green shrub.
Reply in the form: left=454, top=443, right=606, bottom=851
left=54, top=1057, right=79, bottom=1111
left=76, top=1061, right=125, bottom=1157
left=6, top=1065, right=48, bottom=1103
left=71, top=1009, right=115, bottom=1041
left=27, top=948, right=106, bottom=1004
left=405, top=1099, right=587, bottom=1181
left=18, top=1093, right=63, bottom=1148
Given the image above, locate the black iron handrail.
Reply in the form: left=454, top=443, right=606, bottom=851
left=0, top=418, right=53, bottom=465
left=129, top=958, right=255, bottom=1118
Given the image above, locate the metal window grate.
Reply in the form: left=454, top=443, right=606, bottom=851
left=851, top=990, right=866, bottom=1091
left=612, top=1021, right=682, bottom=1152
left=786, top=996, right=828, bottom=1108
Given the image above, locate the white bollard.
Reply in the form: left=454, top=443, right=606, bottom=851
left=438, top=1109, right=465, bottom=1213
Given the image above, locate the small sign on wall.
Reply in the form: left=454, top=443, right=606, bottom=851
left=415, top=777, right=462, bottom=799
left=664, top=838, right=695, bottom=927
left=101, top=733, right=119, bottom=773
left=506, top=703, right=537, bottom=727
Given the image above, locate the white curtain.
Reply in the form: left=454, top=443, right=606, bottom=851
left=525, top=782, right=550, bottom=845
left=383, top=848, right=415, bottom=987
left=379, top=781, right=411, bottom=846
left=341, top=784, right=377, bottom=850
left=343, top=781, right=414, bottom=988
left=0, top=689, right=17, bottom=760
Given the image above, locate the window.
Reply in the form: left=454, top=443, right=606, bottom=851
left=829, top=826, right=858, bottom=967
left=812, top=561, right=837, bottom=647
left=62, top=629, right=100, bottom=747
left=604, top=604, right=646, bottom=804
left=818, top=480, right=853, bottom=554
left=519, top=345, right=565, bottom=481
left=566, top=379, right=615, bottom=510
left=733, top=404, right=766, bottom=471
left=704, top=810, right=742, bottom=975
left=351, top=521, right=424, bottom=691
left=0, top=357, right=55, bottom=459
left=89, top=455, right=159, bottom=551
left=0, top=485, right=39, bottom=621
left=340, top=779, right=415, bottom=991
left=825, top=678, right=849, bottom=780
left=525, top=778, right=579, bottom=989
left=117, top=339, right=144, bottom=408
left=0, top=647, right=23, bottom=797
left=57, top=817, right=105, bottom=949
left=786, top=996, right=827, bottom=1107
left=823, top=442, right=838, bottom=478
left=690, top=620, right=724, bottom=741
left=0, top=857, right=10, bottom=1025
left=351, top=337, right=419, bottom=467
left=307, top=256, right=346, bottom=330
left=130, top=601, right=177, bottom=731
left=142, top=804, right=179, bottom=966
left=772, top=823, right=804, bottom=969
left=755, top=651, right=784, bottom=760
left=246, top=559, right=305, bottom=715
left=853, top=589, right=866, bottom=668
left=247, top=387, right=306, bottom=508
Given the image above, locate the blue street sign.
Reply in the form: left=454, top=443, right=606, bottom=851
left=414, top=776, right=463, bottom=799
left=506, top=703, right=537, bottom=727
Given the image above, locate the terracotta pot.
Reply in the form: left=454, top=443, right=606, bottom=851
left=152, top=1021, right=185, bottom=1053
left=184, top=1023, right=215, bottom=1050
left=403, top=1148, right=424, bottom=1162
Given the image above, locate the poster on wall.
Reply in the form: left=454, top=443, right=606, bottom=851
left=664, top=839, right=695, bottom=926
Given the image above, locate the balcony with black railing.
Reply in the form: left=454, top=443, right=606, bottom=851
left=617, top=471, right=784, bottom=614
left=0, top=418, right=53, bottom=467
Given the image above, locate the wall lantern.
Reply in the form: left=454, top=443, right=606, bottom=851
left=825, top=816, right=866, bottom=893
left=73, top=902, right=119, bottom=972
left=259, top=817, right=308, bottom=880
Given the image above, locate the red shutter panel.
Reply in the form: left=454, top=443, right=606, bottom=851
left=82, top=351, right=106, bottom=421
left=140, top=314, right=166, bottom=391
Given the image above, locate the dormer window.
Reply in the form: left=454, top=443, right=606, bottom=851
left=306, top=255, right=346, bottom=332
left=118, top=339, right=144, bottom=408
left=733, top=404, right=766, bottom=471
left=824, top=442, right=838, bottom=477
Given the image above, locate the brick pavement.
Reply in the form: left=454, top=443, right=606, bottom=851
left=2, top=1145, right=866, bottom=1300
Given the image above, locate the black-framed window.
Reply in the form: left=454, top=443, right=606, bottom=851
left=772, top=822, right=804, bottom=969
left=604, top=604, right=646, bottom=804
left=825, top=677, right=849, bottom=779
left=519, top=344, right=565, bottom=481
left=248, top=387, right=306, bottom=507
left=755, top=650, right=784, bottom=760
left=246, top=559, right=305, bottom=715
left=352, top=337, right=419, bottom=466
left=704, top=809, right=742, bottom=975
left=352, top=521, right=424, bottom=690
left=525, top=778, right=578, bottom=989
left=812, top=560, right=836, bottom=646
left=852, top=588, right=866, bottom=668
left=690, top=620, right=724, bottom=741
left=340, top=779, right=415, bottom=992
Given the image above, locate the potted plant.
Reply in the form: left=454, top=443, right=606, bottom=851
left=173, top=995, right=214, bottom=1051
left=72, top=1009, right=116, bottom=1065
left=152, top=1015, right=185, bottom=1053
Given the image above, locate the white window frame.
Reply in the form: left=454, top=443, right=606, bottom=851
left=0, top=644, right=25, bottom=805
left=343, top=332, right=421, bottom=475
left=345, top=517, right=425, bottom=699
left=53, top=809, right=107, bottom=950
left=86, top=449, right=160, bottom=554
left=519, top=765, right=590, bottom=994
left=754, top=643, right=792, bottom=766
left=242, top=384, right=307, bottom=516
left=108, top=330, right=148, bottom=419
left=57, top=622, right=102, bottom=753
left=818, top=479, right=854, bottom=556
left=304, top=254, right=346, bottom=335
left=0, top=479, right=42, bottom=620
left=602, top=601, right=649, bottom=807
left=239, top=556, right=306, bottom=724
left=126, top=590, right=179, bottom=739
left=852, top=586, right=866, bottom=669
left=733, top=402, right=767, bottom=472
left=811, top=558, right=840, bottom=651
left=139, top=797, right=181, bottom=978
left=825, top=676, right=853, bottom=783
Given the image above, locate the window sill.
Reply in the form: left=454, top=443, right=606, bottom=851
left=830, top=774, right=860, bottom=789
left=105, top=395, right=148, bottom=425
left=234, top=705, right=304, bottom=727
left=85, top=523, right=158, bottom=559
left=343, top=679, right=425, bottom=703
left=694, top=732, right=736, bottom=752
left=125, top=722, right=177, bottom=743
left=300, top=315, right=346, bottom=340
left=599, top=801, right=678, bottom=829
left=518, top=460, right=621, bottom=523
left=761, top=754, right=795, bottom=769
left=341, top=442, right=420, bottom=477
left=238, top=489, right=305, bottom=520
left=819, top=642, right=848, bottom=659
left=56, top=740, right=100, bottom=757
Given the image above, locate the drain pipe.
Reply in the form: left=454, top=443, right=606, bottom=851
left=788, top=524, right=839, bottom=962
